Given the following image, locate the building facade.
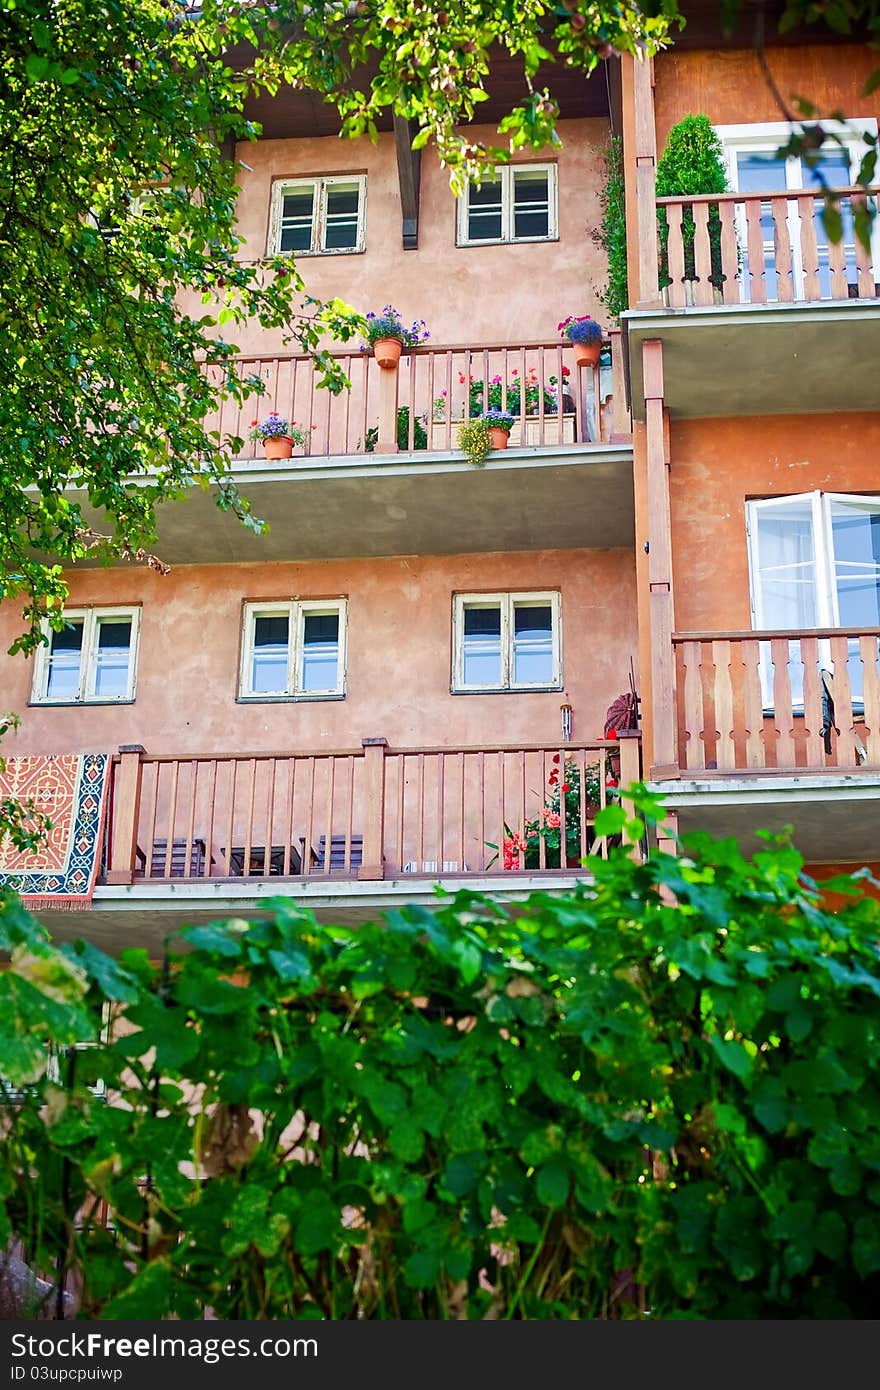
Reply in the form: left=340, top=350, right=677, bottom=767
left=1, top=20, right=878, bottom=946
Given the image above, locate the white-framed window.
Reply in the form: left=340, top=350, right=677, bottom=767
left=452, top=592, right=562, bottom=692
left=715, top=119, right=880, bottom=301
left=268, top=175, right=366, bottom=255
left=747, top=491, right=880, bottom=706
left=456, top=164, right=558, bottom=246
left=240, top=600, right=347, bottom=699
left=31, top=608, right=140, bottom=705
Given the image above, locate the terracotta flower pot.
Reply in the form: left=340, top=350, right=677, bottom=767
left=372, top=337, right=403, bottom=370
left=262, top=435, right=294, bottom=460
left=488, top=426, right=511, bottom=450
left=571, top=339, right=602, bottom=368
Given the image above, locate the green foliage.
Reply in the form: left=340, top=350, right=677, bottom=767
left=364, top=407, right=428, bottom=453
left=656, top=114, right=729, bottom=292
left=458, top=420, right=492, bottom=468
left=3, top=800, right=880, bottom=1319
left=593, top=136, right=629, bottom=323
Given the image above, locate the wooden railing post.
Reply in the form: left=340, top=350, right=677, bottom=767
left=375, top=359, right=399, bottom=454
left=105, top=744, right=144, bottom=885
left=358, top=738, right=388, bottom=880
left=617, top=731, right=642, bottom=789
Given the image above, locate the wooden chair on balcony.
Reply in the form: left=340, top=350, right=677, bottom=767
left=135, top=837, right=213, bottom=878
left=223, top=844, right=303, bottom=876
left=299, top=834, right=363, bottom=874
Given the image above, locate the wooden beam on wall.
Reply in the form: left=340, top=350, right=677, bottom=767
left=393, top=114, right=422, bottom=251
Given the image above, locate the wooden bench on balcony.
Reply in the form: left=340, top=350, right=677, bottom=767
left=135, top=838, right=213, bottom=878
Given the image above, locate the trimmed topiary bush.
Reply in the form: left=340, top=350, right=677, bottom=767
left=656, top=113, right=729, bottom=293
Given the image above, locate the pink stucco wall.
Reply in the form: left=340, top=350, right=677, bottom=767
left=222, top=118, right=612, bottom=353
left=0, top=549, right=638, bottom=757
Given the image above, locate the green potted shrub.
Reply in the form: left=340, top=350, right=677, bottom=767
left=655, top=113, right=728, bottom=295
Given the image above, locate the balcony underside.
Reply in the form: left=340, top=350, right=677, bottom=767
left=38, top=873, right=591, bottom=955
left=74, top=444, right=635, bottom=564
left=626, top=301, right=880, bottom=421
left=651, top=772, right=880, bottom=865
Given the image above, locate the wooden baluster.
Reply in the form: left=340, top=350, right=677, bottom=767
left=221, top=760, right=236, bottom=876
left=204, top=759, right=218, bottom=878
left=437, top=752, right=446, bottom=868
left=681, top=640, right=704, bottom=770
left=105, top=745, right=145, bottom=885
left=302, top=757, right=317, bottom=877
left=799, top=636, right=825, bottom=768
left=744, top=196, right=767, bottom=304
left=242, top=758, right=256, bottom=873
left=770, top=638, right=795, bottom=768
left=771, top=195, right=794, bottom=302
left=342, top=354, right=353, bottom=454
left=740, top=639, right=765, bottom=768
left=579, top=747, right=589, bottom=862
left=719, top=199, right=740, bottom=304
left=183, top=759, right=199, bottom=878
left=263, top=758, right=276, bottom=876
left=144, top=762, right=160, bottom=877
left=713, top=640, right=735, bottom=769
left=395, top=754, right=405, bottom=875
left=799, top=193, right=822, bottom=301
left=829, top=636, right=857, bottom=766
left=860, top=636, right=880, bottom=764
left=692, top=202, right=714, bottom=306
left=163, top=761, right=179, bottom=876
left=852, top=194, right=876, bottom=299
left=477, top=751, right=486, bottom=873
left=458, top=752, right=466, bottom=873
left=356, top=738, right=387, bottom=880
left=827, top=201, right=850, bottom=300
left=360, top=353, right=371, bottom=455
left=282, top=756, right=296, bottom=877
left=344, top=755, right=355, bottom=874
left=665, top=201, right=686, bottom=307
left=322, top=757, right=335, bottom=872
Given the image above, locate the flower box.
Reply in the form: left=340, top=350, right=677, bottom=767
left=432, top=413, right=577, bottom=452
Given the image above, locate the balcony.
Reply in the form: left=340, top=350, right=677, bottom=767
left=62, top=736, right=641, bottom=947
left=74, top=337, right=633, bottom=566
left=626, top=188, right=880, bottom=419
left=656, top=627, right=880, bottom=862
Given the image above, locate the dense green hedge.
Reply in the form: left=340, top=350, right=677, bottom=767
left=593, top=135, right=628, bottom=323
left=1, top=794, right=880, bottom=1318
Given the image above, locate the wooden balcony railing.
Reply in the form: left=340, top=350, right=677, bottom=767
left=672, top=628, right=880, bottom=775
left=657, top=188, right=879, bottom=308
left=103, top=736, right=641, bottom=885
left=202, top=333, right=626, bottom=462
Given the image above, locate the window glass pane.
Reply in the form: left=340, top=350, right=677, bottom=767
left=809, top=151, right=857, bottom=294
left=462, top=604, right=502, bottom=685
left=251, top=614, right=289, bottom=693
left=512, top=603, right=554, bottom=685
left=324, top=182, right=361, bottom=251
left=754, top=500, right=818, bottom=628
left=512, top=169, right=550, bottom=239
left=92, top=618, right=132, bottom=697
left=830, top=501, right=880, bottom=627
left=46, top=621, right=84, bottom=699
left=466, top=180, right=503, bottom=242
left=279, top=187, right=314, bottom=253
left=301, top=612, right=340, bottom=691
left=736, top=153, right=788, bottom=300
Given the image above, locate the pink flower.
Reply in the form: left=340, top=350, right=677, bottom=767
left=543, top=809, right=561, bottom=829
left=561, top=783, right=571, bottom=793
left=606, top=778, right=619, bottom=788
left=562, top=365, right=571, bottom=377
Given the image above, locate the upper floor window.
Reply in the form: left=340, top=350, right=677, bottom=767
left=452, top=592, right=562, bottom=692
left=747, top=491, right=880, bottom=705
left=269, top=176, right=366, bottom=256
left=240, top=600, right=347, bottom=699
left=456, top=164, right=558, bottom=247
left=31, top=608, right=140, bottom=705
left=715, top=119, right=880, bottom=300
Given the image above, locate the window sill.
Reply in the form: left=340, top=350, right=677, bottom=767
left=28, top=698, right=136, bottom=708
left=455, top=236, right=559, bottom=249
left=236, top=693, right=346, bottom=704
left=450, top=685, right=563, bottom=696
left=273, top=247, right=365, bottom=258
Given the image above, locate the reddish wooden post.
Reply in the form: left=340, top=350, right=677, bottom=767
left=105, top=745, right=144, bottom=885
left=358, top=738, right=388, bottom=880
left=375, top=358, right=399, bottom=454
left=617, top=731, right=642, bottom=790
left=644, top=341, right=678, bottom=778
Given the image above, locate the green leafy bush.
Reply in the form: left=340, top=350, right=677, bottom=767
left=364, top=406, right=428, bottom=452
left=593, top=135, right=628, bottom=322
left=1, top=798, right=880, bottom=1319
left=656, top=114, right=729, bottom=292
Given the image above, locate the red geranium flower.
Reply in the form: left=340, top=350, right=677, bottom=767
left=561, top=783, right=571, bottom=793
left=607, top=727, right=618, bottom=739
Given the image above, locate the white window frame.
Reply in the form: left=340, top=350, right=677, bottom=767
left=456, top=163, right=558, bottom=247
left=746, top=491, right=880, bottom=710
left=715, top=119, right=880, bottom=299
left=239, top=599, right=348, bottom=700
left=452, top=591, right=562, bottom=693
left=268, top=175, right=366, bottom=256
left=31, top=607, right=140, bottom=705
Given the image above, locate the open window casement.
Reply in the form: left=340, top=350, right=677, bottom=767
left=747, top=491, right=880, bottom=715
